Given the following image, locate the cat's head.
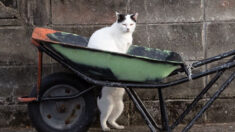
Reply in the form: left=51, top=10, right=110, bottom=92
left=115, top=12, right=138, bottom=33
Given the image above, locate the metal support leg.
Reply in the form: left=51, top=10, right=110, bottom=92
left=171, top=70, right=224, bottom=129
left=158, top=88, right=171, bottom=132
left=37, top=49, right=43, bottom=97
left=182, top=71, right=235, bottom=132
left=171, top=56, right=234, bottom=129
left=125, top=88, right=161, bottom=132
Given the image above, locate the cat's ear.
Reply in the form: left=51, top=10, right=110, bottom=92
left=115, top=11, right=125, bottom=23
left=115, top=11, right=120, bottom=17
left=131, top=13, right=138, bottom=22
left=134, top=13, right=138, bottom=20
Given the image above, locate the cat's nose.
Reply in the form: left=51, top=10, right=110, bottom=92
left=127, top=28, right=130, bottom=32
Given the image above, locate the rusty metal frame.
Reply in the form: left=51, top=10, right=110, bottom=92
left=18, top=40, right=42, bottom=102
left=36, top=48, right=43, bottom=98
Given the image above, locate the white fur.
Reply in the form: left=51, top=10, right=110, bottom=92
left=87, top=12, right=138, bottom=131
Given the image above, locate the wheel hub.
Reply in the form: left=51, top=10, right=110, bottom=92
left=39, top=84, right=85, bottom=130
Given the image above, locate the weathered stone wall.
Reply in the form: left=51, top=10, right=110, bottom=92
left=0, top=0, right=234, bottom=129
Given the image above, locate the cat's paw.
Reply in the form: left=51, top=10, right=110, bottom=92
left=109, top=122, right=125, bottom=129
left=102, top=127, right=111, bottom=131
left=114, top=125, right=125, bottom=129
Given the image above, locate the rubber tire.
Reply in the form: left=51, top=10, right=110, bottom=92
left=28, top=72, right=97, bottom=132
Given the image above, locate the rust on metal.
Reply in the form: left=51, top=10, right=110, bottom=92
left=32, top=27, right=57, bottom=42
left=47, top=114, right=52, bottom=119
left=65, top=120, right=70, bottom=125
left=31, top=39, right=40, bottom=47
left=37, top=49, right=43, bottom=97
left=32, top=27, right=60, bottom=44
left=65, top=88, right=71, bottom=93
left=65, top=108, right=77, bottom=125
left=59, top=104, right=66, bottom=113
left=76, top=104, right=80, bottom=109
left=18, top=97, right=37, bottom=102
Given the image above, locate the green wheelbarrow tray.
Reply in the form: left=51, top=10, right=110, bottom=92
left=32, top=27, right=183, bottom=83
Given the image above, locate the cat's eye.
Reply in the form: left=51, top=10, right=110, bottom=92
left=130, top=24, right=134, bottom=26
left=122, top=24, right=127, bottom=26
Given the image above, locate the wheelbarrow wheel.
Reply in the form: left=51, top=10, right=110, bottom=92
left=28, top=72, right=97, bottom=132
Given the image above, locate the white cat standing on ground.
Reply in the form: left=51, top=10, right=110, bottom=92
left=88, top=12, right=138, bottom=131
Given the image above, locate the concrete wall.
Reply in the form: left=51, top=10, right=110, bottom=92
left=0, top=0, right=234, bottom=128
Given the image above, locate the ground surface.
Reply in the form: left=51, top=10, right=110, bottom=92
left=0, top=122, right=235, bottom=132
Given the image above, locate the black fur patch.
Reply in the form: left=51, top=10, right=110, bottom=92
left=130, top=14, right=137, bottom=22
left=117, top=14, right=126, bottom=23
left=97, top=87, right=102, bottom=99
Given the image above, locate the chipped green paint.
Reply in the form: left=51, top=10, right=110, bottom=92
left=49, top=32, right=81, bottom=41
left=144, top=47, right=153, bottom=52
left=135, top=46, right=170, bottom=55
left=50, top=44, right=180, bottom=82
left=163, top=50, right=171, bottom=55
left=60, top=32, right=80, bottom=36
left=127, top=45, right=183, bottom=64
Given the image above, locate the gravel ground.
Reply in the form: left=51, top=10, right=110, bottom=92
left=0, top=122, right=235, bottom=132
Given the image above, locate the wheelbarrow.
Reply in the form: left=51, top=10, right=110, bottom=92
left=18, top=27, right=235, bottom=132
